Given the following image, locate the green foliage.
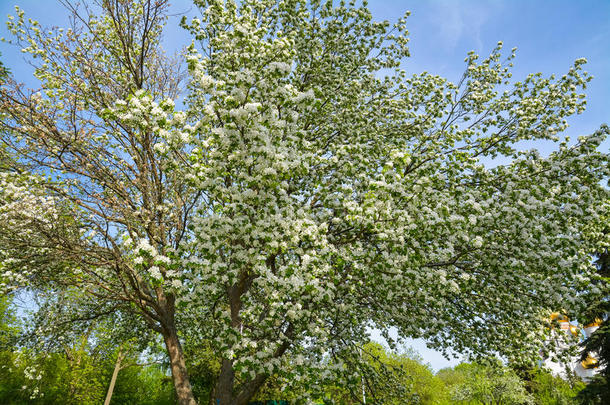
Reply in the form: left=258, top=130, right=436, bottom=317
left=0, top=349, right=103, bottom=405
left=0, top=316, right=175, bottom=405
left=106, top=363, right=175, bottom=405
left=576, top=375, right=610, bottom=405
left=183, top=340, right=221, bottom=404
left=320, top=342, right=448, bottom=404
left=576, top=234, right=609, bottom=405
left=0, top=348, right=176, bottom=405
left=0, top=295, right=18, bottom=349
left=0, top=52, right=9, bottom=81
left=528, top=369, right=584, bottom=405
left=580, top=249, right=609, bottom=374
left=438, top=361, right=534, bottom=405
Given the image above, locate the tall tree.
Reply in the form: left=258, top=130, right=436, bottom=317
left=578, top=235, right=610, bottom=404
left=1, top=1, right=609, bottom=404
left=1, top=1, right=197, bottom=403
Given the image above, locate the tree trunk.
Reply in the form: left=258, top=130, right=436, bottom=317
left=213, top=358, right=269, bottom=405
left=212, top=323, right=292, bottom=404
left=103, top=348, right=124, bottom=405
left=214, top=358, right=236, bottom=404
left=163, top=329, right=198, bottom=405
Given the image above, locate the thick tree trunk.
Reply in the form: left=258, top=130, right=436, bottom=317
left=163, top=329, right=198, bottom=405
left=213, top=358, right=268, bottom=405
left=103, top=348, right=124, bottom=405
left=212, top=276, right=268, bottom=405
left=235, top=374, right=268, bottom=405
left=214, top=358, right=236, bottom=405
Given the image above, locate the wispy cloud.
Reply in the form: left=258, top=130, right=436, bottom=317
left=428, top=0, right=503, bottom=53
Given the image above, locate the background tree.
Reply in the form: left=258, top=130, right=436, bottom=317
left=438, top=361, right=534, bottom=405
left=0, top=303, right=175, bottom=405
left=1, top=1, right=609, bottom=404
left=0, top=346, right=175, bottom=405
left=0, top=290, right=18, bottom=353
left=577, top=234, right=609, bottom=404
left=527, top=369, right=584, bottom=405
left=321, top=342, right=447, bottom=404
left=508, top=362, right=584, bottom=405
left=1, top=1, right=197, bottom=403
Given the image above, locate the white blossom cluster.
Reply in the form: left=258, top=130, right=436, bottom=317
left=0, top=172, right=60, bottom=293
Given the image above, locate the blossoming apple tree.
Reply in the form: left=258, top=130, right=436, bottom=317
left=1, top=0, right=608, bottom=404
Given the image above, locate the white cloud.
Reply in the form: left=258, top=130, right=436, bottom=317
left=428, top=0, right=503, bottom=52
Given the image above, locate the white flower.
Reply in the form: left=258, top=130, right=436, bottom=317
left=149, top=266, right=162, bottom=280
left=472, top=236, right=483, bottom=248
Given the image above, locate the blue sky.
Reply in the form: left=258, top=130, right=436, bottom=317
left=2, top=0, right=609, bottom=371
left=2, top=0, right=608, bottom=146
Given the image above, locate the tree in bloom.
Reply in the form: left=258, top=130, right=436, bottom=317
left=1, top=1, right=609, bottom=404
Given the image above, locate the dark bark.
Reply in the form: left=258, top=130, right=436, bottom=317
left=212, top=274, right=270, bottom=405
left=213, top=361, right=269, bottom=405
left=212, top=326, right=296, bottom=405
left=163, top=328, right=198, bottom=405
left=214, top=358, right=236, bottom=404
left=235, top=374, right=268, bottom=405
